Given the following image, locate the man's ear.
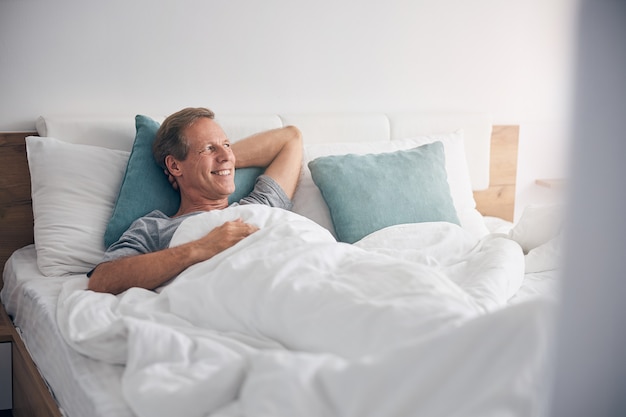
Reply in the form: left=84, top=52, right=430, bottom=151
left=165, top=155, right=183, bottom=177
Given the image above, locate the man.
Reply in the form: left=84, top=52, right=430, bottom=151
left=88, top=107, right=302, bottom=294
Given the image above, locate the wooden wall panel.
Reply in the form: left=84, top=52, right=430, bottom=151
left=473, top=125, right=519, bottom=222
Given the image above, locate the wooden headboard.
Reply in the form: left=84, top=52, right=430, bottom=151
left=0, top=126, right=518, bottom=288
left=1, top=131, right=37, bottom=286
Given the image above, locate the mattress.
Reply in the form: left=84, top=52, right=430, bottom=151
left=1, top=245, right=132, bottom=417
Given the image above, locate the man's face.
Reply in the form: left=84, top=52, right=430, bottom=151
left=178, top=117, right=236, bottom=200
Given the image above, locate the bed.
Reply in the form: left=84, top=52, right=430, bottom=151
left=0, top=112, right=561, bottom=417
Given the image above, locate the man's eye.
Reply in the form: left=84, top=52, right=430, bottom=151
left=199, top=143, right=230, bottom=155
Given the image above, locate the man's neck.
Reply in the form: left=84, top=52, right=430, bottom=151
left=174, top=198, right=230, bottom=217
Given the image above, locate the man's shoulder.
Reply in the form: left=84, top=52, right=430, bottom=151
left=119, top=210, right=193, bottom=251
left=239, top=175, right=293, bottom=210
left=129, top=210, right=169, bottom=224
left=125, top=210, right=176, bottom=233
left=144, top=209, right=170, bottom=219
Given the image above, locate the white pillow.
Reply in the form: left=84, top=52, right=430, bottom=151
left=26, top=137, right=130, bottom=276
left=292, top=130, right=489, bottom=239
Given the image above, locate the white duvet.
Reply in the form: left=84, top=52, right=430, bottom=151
left=57, top=205, right=553, bottom=417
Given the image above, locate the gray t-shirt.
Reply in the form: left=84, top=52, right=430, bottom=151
left=93, top=175, right=292, bottom=270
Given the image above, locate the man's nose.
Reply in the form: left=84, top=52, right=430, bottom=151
left=216, top=146, right=231, bottom=161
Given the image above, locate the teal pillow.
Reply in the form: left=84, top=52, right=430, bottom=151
left=104, top=115, right=263, bottom=247
left=308, top=141, right=460, bottom=244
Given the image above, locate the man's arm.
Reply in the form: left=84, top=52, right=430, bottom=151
left=87, top=219, right=258, bottom=294
left=232, top=125, right=303, bottom=199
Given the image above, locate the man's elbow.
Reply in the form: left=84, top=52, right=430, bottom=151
left=87, top=264, right=114, bottom=294
left=87, top=275, right=105, bottom=293
left=283, top=125, right=303, bottom=162
left=284, top=125, right=303, bottom=144
left=87, top=278, right=104, bottom=293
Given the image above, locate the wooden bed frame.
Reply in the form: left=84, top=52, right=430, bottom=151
left=0, top=125, right=518, bottom=417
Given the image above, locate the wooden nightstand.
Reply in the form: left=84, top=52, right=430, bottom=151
left=0, top=305, right=13, bottom=412
left=0, top=303, right=62, bottom=417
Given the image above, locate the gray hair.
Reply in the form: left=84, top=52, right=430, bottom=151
left=152, top=107, right=216, bottom=169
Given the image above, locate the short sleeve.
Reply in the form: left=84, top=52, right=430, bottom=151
left=238, top=175, right=293, bottom=210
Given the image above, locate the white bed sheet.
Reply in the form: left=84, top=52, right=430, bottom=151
left=1, top=245, right=133, bottom=417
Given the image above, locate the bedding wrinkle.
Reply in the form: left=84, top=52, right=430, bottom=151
left=57, top=205, right=534, bottom=417
left=121, top=318, right=249, bottom=417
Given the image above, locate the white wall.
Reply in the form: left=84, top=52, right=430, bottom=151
left=0, top=0, right=578, bottom=219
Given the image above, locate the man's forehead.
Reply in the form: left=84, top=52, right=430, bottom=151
left=185, top=118, right=229, bottom=143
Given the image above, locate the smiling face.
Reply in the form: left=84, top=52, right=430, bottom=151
left=170, top=117, right=236, bottom=205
